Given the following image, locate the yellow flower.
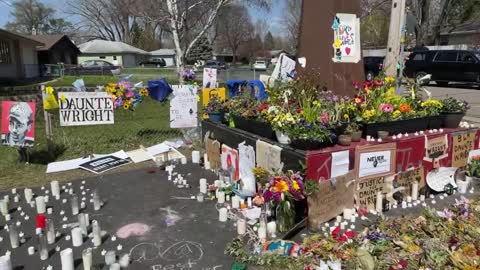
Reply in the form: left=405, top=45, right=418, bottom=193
left=45, top=86, right=54, bottom=95
left=462, top=244, right=477, bottom=257
left=343, top=114, right=349, bottom=120
left=273, top=180, right=289, bottom=193
left=385, top=76, right=395, bottom=83
left=392, top=110, right=401, bottom=119
left=123, top=101, right=130, bottom=110
left=407, top=244, right=422, bottom=254
left=292, top=180, right=300, bottom=191
left=362, top=109, right=376, bottom=121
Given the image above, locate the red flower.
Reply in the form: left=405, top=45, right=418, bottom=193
left=337, top=236, right=348, bottom=242
left=399, top=260, right=408, bottom=268
left=373, top=80, right=384, bottom=87
left=363, top=81, right=373, bottom=89
left=331, top=227, right=341, bottom=238
left=344, top=230, right=355, bottom=239
left=353, top=81, right=360, bottom=89
left=353, top=95, right=365, bottom=105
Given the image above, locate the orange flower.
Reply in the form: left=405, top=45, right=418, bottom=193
left=399, top=103, right=411, bottom=113
left=273, top=180, right=289, bottom=193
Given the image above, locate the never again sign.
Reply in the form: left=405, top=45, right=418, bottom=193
left=59, top=92, right=114, bottom=126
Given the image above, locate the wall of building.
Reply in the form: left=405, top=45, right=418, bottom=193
left=20, top=42, right=39, bottom=78
left=0, top=37, right=18, bottom=78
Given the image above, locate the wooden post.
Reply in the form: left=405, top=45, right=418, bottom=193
left=296, top=0, right=364, bottom=97
left=41, top=85, right=54, bottom=158
left=384, top=0, right=407, bottom=77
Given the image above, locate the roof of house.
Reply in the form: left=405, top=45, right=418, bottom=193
left=26, top=34, right=80, bottom=52
left=0, top=29, right=44, bottom=46
left=441, top=22, right=480, bottom=35
left=150, top=48, right=175, bottom=56
left=78, top=40, right=149, bottom=55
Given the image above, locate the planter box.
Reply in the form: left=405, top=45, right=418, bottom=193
left=428, top=115, right=444, bottom=129
left=232, top=115, right=276, bottom=140
left=442, top=112, right=465, bottom=128
left=363, top=117, right=429, bottom=137
left=290, top=139, right=335, bottom=150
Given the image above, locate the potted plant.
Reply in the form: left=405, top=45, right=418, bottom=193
left=466, top=155, right=480, bottom=182
left=269, top=106, right=295, bottom=144
left=441, top=97, right=469, bottom=128
left=338, top=134, right=352, bottom=146
left=204, top=96, right=225, bottom=123
left=287, top=124, right=336, bottom=150
left=345, top=122, right=362, bottom=142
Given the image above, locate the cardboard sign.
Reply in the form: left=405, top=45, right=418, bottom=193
left=205, top=138, right=221, bottom=171
left=308, top=172, right=355, bottom=228
left=202, top=68, right=217, bottom=89
left=79, top=155, right=130, bottom=174
left=355, top=143, right=396, bottom=180
left=256, top=140, right=283, bottom=172
left=58, top=92, right=114, bottom=126
left=238, top=142, right=256, bottom=194
left=221, top=144, right=240, bottom=180
left=452, top=131, right=476, bottom=168
left=202, top=88, right=226, bottom=119
left=170, top=85, right=198, bottom=128
left=356, top=176, right=386, bottom=210
left=332, top=13, right=361, bottom=63
left=396, top=167, right=425, bottom=196
left=425, top=135, right=448, bottom=160
left=1, top=101, right=36, bottom=147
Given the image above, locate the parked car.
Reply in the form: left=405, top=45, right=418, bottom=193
left=205, top=60, right=228, bottom=70
left=404, top=50, right=480, bottom=86
left=64, top=60, right=121, bottom=76
left=139, top=58, right=166, bottom=68
left=252, top=60, right=267, bottom=71
left=363, top=56, right=384, bottom=81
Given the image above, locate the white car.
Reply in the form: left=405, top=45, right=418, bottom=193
left=252, top=60, right=267, bottom=71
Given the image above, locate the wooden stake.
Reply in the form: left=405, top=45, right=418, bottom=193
left=41, top=85, right=54, bottom=158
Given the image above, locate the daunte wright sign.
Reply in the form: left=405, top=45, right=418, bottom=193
left=58, top=92, right=114, bottom=126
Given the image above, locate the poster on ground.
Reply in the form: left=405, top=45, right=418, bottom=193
left=1, top=101, right=36, bottom=147
left=58, top=92, right=114, bottom=126
left=169, top=85, right=198, bottom=128
left=331, top=13, right=361, bottom=63
left=79, top=155, right=130, bottom=174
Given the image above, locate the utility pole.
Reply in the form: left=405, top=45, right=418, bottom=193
left=384, top=0, right=406, bottom=77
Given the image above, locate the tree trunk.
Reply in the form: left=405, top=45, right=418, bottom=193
left=232, top=48, right=237, bottom=64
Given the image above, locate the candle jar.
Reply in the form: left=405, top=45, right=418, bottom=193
left=237, top=218, right=246, bottom=235
left=92, top=220, right=102, bottom=247
left=0, top=200, right=8, bottom=216
left=78, top=214, right=88, bottom=235
left=105, top=251, right=116, bottom=265
left=71, top=194, right=79, bottom=215
left=38, top=232, right=48, bottom=260
left=9, top=224, right=19, bottom=249
left=82, top=248, right=93, bottom=270
left=197, top=193, right=204, bottom=203
left=46, top=219, right=55, bottom=244
left=93, top=190, right=101, bottom=211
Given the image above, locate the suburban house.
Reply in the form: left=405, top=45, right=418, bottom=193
left=149, top=48, right=176, bottom=67
left=77, top=40, right=149, bottom=67
left=27, top=34, right=80, bottom=65
left=0, top=28, right=43, bottom=80
left=439, top=22, right=480, bottom=47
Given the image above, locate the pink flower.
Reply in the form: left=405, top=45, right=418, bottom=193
left=320, top=112, right=329, bottom=124
left=380, top=103, right=394, bottom=113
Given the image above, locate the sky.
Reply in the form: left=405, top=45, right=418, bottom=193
left=0, top=0, right=287, bottom=35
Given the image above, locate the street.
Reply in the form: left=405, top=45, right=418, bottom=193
left=428, top=84, right=480, bottom=122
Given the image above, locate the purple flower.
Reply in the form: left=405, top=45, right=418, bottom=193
left=437, top=208, right=453, bottom=220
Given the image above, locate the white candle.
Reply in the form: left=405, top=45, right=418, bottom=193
left=199, top=178, right=207, bottom=194
left=181, top=157, right=187, bottom=164
left=406, top=196, right=412, bottom=203
left=5, top=214, right=10, bottom=222
left=119, top=254, right=130, bottom=268
left=343, top=208, right=352, bottom=221
left=51, top=181, right=60, bottom=197
left=36, top=196, right=46, bottom=214
left=11, top=189, right=16, bottom=195
left=217, top=191, right=225, bottom=204
left=412, top=182, right=419, bottom=201
left=0, top=200, right=8, bottom=216
left=267, top=221, right=277, bottom=237
left=237, top=219, right=246, bottom=235
left=191, top=151, right=200, bottom=163
left=376, top=192, right=383, bottom=213
left=205, top=161, right=211, bottom=170
left=0, top=255, right=12, bottom=270
left=82, top=248, right=93, bottom=270
left=219, top=208, right=228, bottom=222
left=258, top=225, right=267, bottom=241
left=13, top=196, right=18, bottom=203
left=27, top=246, right=35, bottom=255
left=350, top=215, right=356, bottom=223
left=24, top=189, right=33, bottom=203
left=457, top=180, right=469, bottom=194
left=60, top=248, right=74, bottom=270
left=232, top=196, right=240, bottom=209
left=47, top=208, right=53, bottom=215
left=420, top=195, right=426, bottom=201
left=78, top=214, right=88, bottom=235
left=92, top=221, right=102, bottom=247
left=340, top=222, right=346, bottom=230
left=71, top=227, right=83, bottom=247
left=336, top=216, right=342, bottom=223
left=109, top=263, right=121, bottom=270
left=247, top=197, right=252, bottom=208
left=401, top=201, right=407, bottom=209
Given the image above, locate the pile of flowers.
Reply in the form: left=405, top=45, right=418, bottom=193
left=180, top=68, right=196, bottom=82
left=105, top=81, right=149, bottom=111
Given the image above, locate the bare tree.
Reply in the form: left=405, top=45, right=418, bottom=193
left=216, top=5, right=254, bottom=63
left=283, top=0, right=301, bottom=53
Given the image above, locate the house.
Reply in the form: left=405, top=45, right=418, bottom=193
left=149, top=48, right=176, bottom=67
left=26, top=34, right=80, bottom=65
left=0, top=29, right=43, bottom=80
left=77, top=40, right=149, bottom=67
left=439, top=22, right=480, bottom=47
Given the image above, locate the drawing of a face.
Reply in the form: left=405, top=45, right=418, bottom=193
left=8, top=102, right=33, bottom=145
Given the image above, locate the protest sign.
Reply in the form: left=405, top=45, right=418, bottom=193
left=332, top=13, right=361, bottom=63
left=239, top=142, right=256, bottom=194
left=425, top=135, right=448, bottom=159
left=1, top=101, right=36, bottom=147
left=452, top=131, right=476, bottom=168
left=202, top=68, right=217, bottom=89
left=355, top=143, right=396, bottom=180
left=170, top=85, right=198, bottom=128
left=202, top=88, right=226, bottom=119
left=58, top=92, right=114, bottom=126
left=396, top=167, right=425, bottom=196
left=79, top=156, right=130, bottom=174
left=256, top=140, right=283, bottom=172
left=221, top=144, right=240, bottom=180
left=205, top=138, right=221, bottom=171
left=356, top=176, right=386, bottom=210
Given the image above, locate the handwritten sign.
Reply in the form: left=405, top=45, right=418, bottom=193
left=452, top=131, right=476, bottom=168
left=425, top=135, right=448, bottom=159
left=256, top=140, right=283, bottom=172
left=332, top=13, right=361, bottom=63
left=396, top=167, right=425, bottom=196
left=58, top=92, right=114, bottom=126
left=202, top=68, right=217, bottom=89
left=170, top=85, right=198, bottom=128
left=205, top=138, right=221, bottom=171
left=202, top=88, right=226, bottom=119
left=356, top=176, right=385, bottom=210
left=308, top=172, right=355, bottom=228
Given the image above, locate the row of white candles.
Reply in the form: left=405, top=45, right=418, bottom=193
left=366, top=129, right=446, bottom=142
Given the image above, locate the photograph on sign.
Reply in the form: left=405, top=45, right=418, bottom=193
left=79, top=155, right=130, bottom=174
left=331, top=13, right=361, bottom=63
left=202, top=68, right=217, bottom=89
left=169, top=85, right=198, bottom=128
left=202, top=88, right=226, bottom=119
left=355, top=143, right=396, bottom=180
left=58, top=92, right=114, bottom=126
left=1, top=101, right=36, bottom=147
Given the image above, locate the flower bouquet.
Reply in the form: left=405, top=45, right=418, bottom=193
left=263, top=171, right=305, bottom=232
left=466, top=155, right=480, bottom=182
left=105, top=81, right=148, bottom=111
left=441, top=97, right=469, bottom=128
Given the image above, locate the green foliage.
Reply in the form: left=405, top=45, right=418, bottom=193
left=467, top=157, right=480, bottom=177
left=441, top=97, right=469, bottom=113
left=264, top=31, right=275, bottom=50
left=187, top=36, right=213, bottom=62
left=303, top=179, right=319, bottom=196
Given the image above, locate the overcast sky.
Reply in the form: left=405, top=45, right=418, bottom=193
left=0, top=0, right=287, bottom=36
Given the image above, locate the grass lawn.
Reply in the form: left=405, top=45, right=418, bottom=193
left=49, top=73, right=179, bottom=87
left=0, top=98, right=184, bottom=190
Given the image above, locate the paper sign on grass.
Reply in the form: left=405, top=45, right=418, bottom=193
left=356, top=176, right=386, bottom=210
left=221, top=144, right=239, bottom=180
left=355, top=143, right=396, bottom=180
left=452, top=131, right=476, bottom=168
left=202, top=68, right=217, bottom=89
left=239, top=142, right=256, bottom=194
left=307, top=171, right=355, bottom=228
left=396, top=166, right=425, bottom=197
left=58, top=92, right=114, bottom=126
left=202, top=88, right=226, bottom=119
left=169, top=85, right=198, bottom=128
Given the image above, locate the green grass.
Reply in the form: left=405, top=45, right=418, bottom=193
left=122, top=67, right=177, bottom=74
left=49, top=73, right=179, bottom=87
left=0, top=98, right=183, bottom=190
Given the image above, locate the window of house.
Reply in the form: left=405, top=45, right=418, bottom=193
left=0, top=40, right=11, bottom=64
left=99, top=56, right=106, bottom=59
